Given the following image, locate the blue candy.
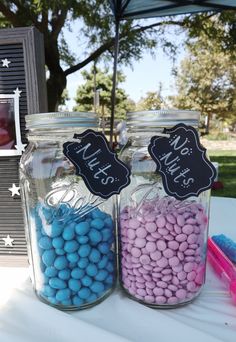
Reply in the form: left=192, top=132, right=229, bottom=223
left=42, top=207, right=53, bottom=222
left=54, top=256, right=68, bottom=270
left=89, top=249, right=101, bottom=263
left=101, top=228, right=112, bottom=242
left=49, top=277, right=67, bottom=289
left=42, top=249, right=56, bottom=267
left=77, top=236, right=89, bottom=244
left=77, top=258, right=89, bottom=269
left=108, top=251, right=115, bottom=261
left=62, top=223, right=75, bottom=241
left=75, top=221, right=90, bottom=235
left=78, top=244, right=91, bottom=258
left=95, top=270, right=108, bottom=281
left=72, top=296, right=84, bottom=306
left=86, top=218, right=92, bottom=225
left=90, top=281, right=105, bottom=294
left=38, top=236, right=52, bottom=250
left=91, top=218, right=104, bottom=230
left=106, top=261, right=114, bottom=273
left=71, top=268, right=85, bottom=279
left=86, top=264, right=98, bottom=277
left=81, top=275, right=92, bottom=287
left=68, top=279, right=81, bottom=292
left=35, top=216, right=43, bottom=230
left=35, top=201, right=115, bottom=308
left=98, top=242, right=110, bottom=254
left=97, top=255, right=108, bottom=269
left=56, top=288, right=71, bottom=301
left=45, top=266, right=58, bottom=277
left=86, top=293, right=97, bottom=303
left=88, top=229, right=102, bottom=244
left=52, top=237, right=64, bottom=249
left=47, top=296, right=58, bottom=304
left=91, top=209, right=106, bottom=219
left=49, top=220, right=64, bottom=238
left=67, top=252, right=79, bottom=263
left=61, top=299, right=72, bottom=305
left=43, top=275, right=49, bottom=284
left=104, top=217, right=113, bottom=228
left=55, top=248, right=66, bottom=255
left=58, top=269, right=71, bottom=280
left=105, top=274, right=113, bottom=285
left=68, top=262, right=77, bottom=268
left=64, top=240, right=79, bottom=253
left=78, top=287, right=91, bottom=299
left=41, top=285, right=56, bottom=297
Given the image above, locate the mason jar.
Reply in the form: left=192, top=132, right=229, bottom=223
left=20, top=112, right=116, bottom=310
left=118, top=110, right=210, bottom=308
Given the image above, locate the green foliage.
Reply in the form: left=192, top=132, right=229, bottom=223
left=1, top=2, right=235, bottom=116
left=171, top=13, right=236, bottom=133
left=73, top=67, right=135, bottom=120
left=136, top=84, right=165, bottom=110
left=0, top=0, right=187, bottom=111
left=183, top=11, right=236, bottom=56
left=59, top=88, right=69, bottom=105
left=209, top=150, right=236, bottom=198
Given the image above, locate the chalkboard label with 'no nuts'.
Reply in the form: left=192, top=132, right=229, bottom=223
left=63, top=129, right=131, bottom=199
left=148, top=123, right=216, bottom=200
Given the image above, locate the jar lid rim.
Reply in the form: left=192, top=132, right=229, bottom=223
left=127, top=109, right=200, bottom=118
left=126, top=109, right=200, bottom=129
left=25, top=112, right=98, bottom=130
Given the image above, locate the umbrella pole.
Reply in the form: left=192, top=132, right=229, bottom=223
left=109, top=18, right=120, bottom=146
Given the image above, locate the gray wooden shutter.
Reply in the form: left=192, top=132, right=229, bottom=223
left=0, top=27, right=47, bottom=266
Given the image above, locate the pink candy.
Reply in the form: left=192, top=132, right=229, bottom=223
left=120, top=197, right=208, bottom=306
left=145, top=222, right=157, bottom=233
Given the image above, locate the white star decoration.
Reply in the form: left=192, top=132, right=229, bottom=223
left=14, top=87, right=22, bottom=97
left=15, top=142, right=27, bottom=153
left=1, top=58, right=11, bottom=68
left=2, top=235, right=14, bottom=247
left=8, top=183, right=20, bottom=197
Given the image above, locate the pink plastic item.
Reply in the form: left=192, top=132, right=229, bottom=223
left=207, top=237, right=236, bottom=304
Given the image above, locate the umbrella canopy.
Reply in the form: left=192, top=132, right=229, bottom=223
left=110, top=1, right=236, bottom=20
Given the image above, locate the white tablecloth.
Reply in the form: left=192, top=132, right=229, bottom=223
left=0, top=197, right=236, bottom=342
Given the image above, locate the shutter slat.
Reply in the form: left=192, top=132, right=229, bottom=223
left=0, top=42, right=27, bottom=258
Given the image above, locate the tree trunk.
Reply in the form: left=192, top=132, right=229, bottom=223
left=44, top=36, right=67, bottom=111
left=47, top=70, right=67, bottom=111
left=205, top=113, right=211, bottom=134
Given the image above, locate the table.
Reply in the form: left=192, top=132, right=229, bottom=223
left=0, top=196, right=235, bottom=342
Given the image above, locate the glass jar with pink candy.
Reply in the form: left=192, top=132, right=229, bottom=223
left=118, top=110, right=215, bottom=308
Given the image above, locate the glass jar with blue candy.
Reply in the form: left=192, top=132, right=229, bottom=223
left=20, top=112, right=116, bottom=310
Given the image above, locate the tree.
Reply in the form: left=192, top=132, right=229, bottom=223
left=0, top=0, right=184, bottom=111
left=74, top=67, right=135, bottom=120
left=182, top=11, right=236, bottom=57
left=136, top=84, right=165, bottom=111
left=171, top=14, right=236, bottom=133
left=1, top=3, right=234, bottom=114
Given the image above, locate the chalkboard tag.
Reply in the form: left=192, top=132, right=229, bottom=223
left=63, top=129, right=131, bottom=199
left=148, top=123, right=216, bottom=200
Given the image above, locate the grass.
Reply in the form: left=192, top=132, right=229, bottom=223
left=209, top=150, right=236, bottom=198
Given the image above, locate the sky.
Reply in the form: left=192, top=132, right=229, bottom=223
left=63, top=21, right=186, bottom=110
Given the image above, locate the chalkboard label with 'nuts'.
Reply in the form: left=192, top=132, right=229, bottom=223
left=63, top=129, right=131, bottom=199
left=148, top=123, right=216, bottom=200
